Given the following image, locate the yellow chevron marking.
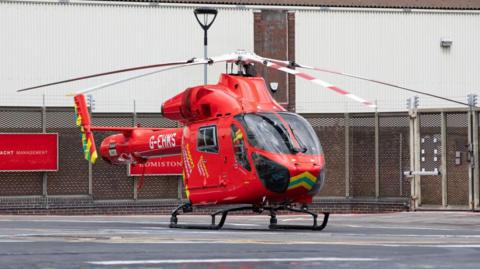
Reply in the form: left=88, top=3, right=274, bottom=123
left=290, top=171, right=317, bottom=183
left=288, top=181, right=314, bottom=191
left=287, top=171, right=317, bottom=191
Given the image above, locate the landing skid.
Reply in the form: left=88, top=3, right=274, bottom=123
left=268, top=205, right=330, bottom=231
left=169, top=203, right=330, bottom=231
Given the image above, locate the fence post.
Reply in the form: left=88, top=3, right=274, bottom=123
left=468, top=108, right=473, bottom=209
left=408, top=110, right=415, bottom=209
left=344, top=113, right=350, bottom=198
left=467, top=94, right=478, bottom=210
left=473, top=110, right=480, bottom=210
left=374, top=104, right=380, bottom=198
left=399, top=132, right=404, bottom=197
left=414, top=112, right=421, bottom=208
left=441, top=112, right=447, bottom=208
left=132, top=100, right=138, bottom=201
left=409, top=108, right=421, bottom=209
left=88, top=105, right=93, bottom=197
left=42, top=94, right=48, bottom=198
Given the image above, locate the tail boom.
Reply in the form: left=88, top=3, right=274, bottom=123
left=99, top=128, right=183, bottom=165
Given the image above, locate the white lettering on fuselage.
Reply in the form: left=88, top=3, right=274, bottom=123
left=142, top=161, right=182, bottom=168
left=149, top=133, right=177, bottom=150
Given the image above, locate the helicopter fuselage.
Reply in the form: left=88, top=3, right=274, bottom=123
left=98, top=73, right=325, bottom=206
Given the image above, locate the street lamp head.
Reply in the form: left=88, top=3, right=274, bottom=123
left=194, top=7, right=218, bottom=31
left=194, top=7, right=218, bottom=84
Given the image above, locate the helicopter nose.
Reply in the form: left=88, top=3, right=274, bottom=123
left=286, top=162, right=324, bottom=195
left=251, top=153, right=325, bottom=195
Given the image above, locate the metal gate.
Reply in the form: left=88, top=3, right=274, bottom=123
left=410, top=109, right=480, bottom=210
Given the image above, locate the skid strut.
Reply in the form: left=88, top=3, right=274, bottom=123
left=169, top=203, right=330, bottom=231
left=268, top=205, right=330, bottom=231
left=169, top=203, right=255, bottom=230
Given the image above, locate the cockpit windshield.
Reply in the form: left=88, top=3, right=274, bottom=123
left=234, top=112, right=322, bottom=155
left=278, top=112, right=323, bottom=155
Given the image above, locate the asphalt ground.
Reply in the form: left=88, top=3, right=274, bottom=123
left=0, top=212, right=479, bottom=269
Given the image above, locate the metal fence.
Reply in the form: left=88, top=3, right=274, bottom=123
left=1, top=106, right=478, bottom=210
left=304, top=112, right=410, bottom=199
left=0, top=106, right=179, bottom=200
left=411, top=109, right=479, bottom=210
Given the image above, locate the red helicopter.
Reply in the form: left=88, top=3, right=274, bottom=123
left=18, top=51, right=468, bottom=230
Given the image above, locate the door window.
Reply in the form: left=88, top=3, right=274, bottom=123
left=197, top=125, right=218, bottom=153
left=231, top=124, right=251, bottom=171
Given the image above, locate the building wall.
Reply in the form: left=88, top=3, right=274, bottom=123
left=253, top=10, right=296, bottom=111
left=0, top=1, right=253, bottom=112
left=296, top=9, right=480, bottom=113
left=3, top=2, right=479, bottom=114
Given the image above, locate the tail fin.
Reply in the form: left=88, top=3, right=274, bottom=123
left=73, top=94, right=98, bottom=164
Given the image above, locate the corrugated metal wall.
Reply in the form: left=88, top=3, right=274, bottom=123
left=0, top=1, right=253, bottom=112
left=296, top=9, right=480, bottom=113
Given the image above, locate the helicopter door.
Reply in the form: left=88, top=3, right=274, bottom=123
left=193, top=123, right=222, bottom=188
left=219, top=123, right=253, bottom=191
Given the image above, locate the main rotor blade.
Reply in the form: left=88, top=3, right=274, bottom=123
left=246, top=55, right=376, bottom=108
left=66, top=62, right=203, bottom=96
left=66, top=53, right=240, bottom=96
left=17, top=60, right=191, bottom=92
left=262, top=56, right=469, bottom=107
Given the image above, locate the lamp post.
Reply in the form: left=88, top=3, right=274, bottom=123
left=194, top=7, right=218, bottom=84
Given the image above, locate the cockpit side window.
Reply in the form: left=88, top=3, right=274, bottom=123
left=231, top=124, right=251, bottom=171
left=197, top=125, right=218, bottom=153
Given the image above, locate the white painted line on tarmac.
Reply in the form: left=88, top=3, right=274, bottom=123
left=88, top=257, right=385, bottom=265
left=430, top=245, right=480, bottom=248
left=148, top=230, right=284, bottom=235
left=0, top=219, right=262, bottom=228
left=0, top=240, right=34, bottom=243
left=340, top=233, right=480, bottom=238
left=0, top=219, right=170, bottom=225
left=343, top=224, right=478, bottom=232
left=381, top=244, right=480, bottom=248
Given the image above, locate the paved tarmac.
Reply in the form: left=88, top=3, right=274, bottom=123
left=0, top=212, right=479, bottom=269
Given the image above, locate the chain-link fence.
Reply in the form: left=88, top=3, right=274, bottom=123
left=0, top=106, right=179, bottom=200
left=0, top=107, right=44, bottom=196
left=306, top=112, right=411, bottom=199
left=379, top=114, right=410, bottom=198
left=304, top=114, right=346, bottom=197
left=446, top=113, right=469, bottom=206
left=419, top=113, right=443, bottom=205
left=2, top=106, right=477, bottom=208
left=413, top=110, right=477, bottom=209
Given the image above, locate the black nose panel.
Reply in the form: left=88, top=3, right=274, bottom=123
left=252, top=153, right=290, bottom=193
